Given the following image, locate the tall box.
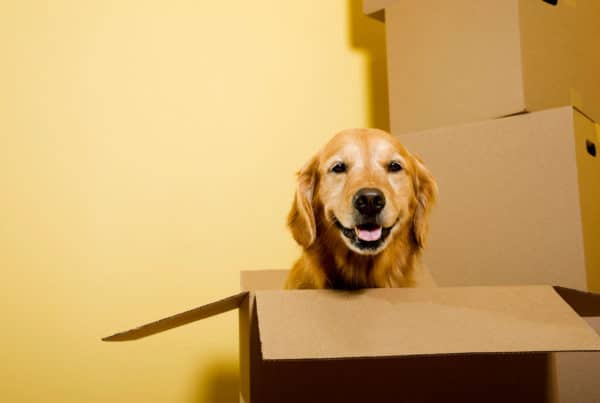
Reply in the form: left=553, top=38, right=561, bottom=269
left=104, top=270, right=600, bottom=403
left=364, top=0, right=600, bottom=134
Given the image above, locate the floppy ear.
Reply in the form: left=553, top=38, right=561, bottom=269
left=410, top=154, right=438, bottom=249
left=287, top=155, right=319, bottom=248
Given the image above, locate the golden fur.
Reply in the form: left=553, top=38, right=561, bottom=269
left=285, top=128, right=438, bottom=289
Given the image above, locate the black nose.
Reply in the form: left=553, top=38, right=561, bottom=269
left=353, top=188, right=386, bottom=217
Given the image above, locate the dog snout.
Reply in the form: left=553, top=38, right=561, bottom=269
left=353, top=188, right=385, bottom=217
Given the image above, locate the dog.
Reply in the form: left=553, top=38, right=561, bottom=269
left=285, top=128, right=438, bottom=289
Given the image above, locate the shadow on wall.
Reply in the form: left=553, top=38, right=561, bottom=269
left=347, top=0, right=390, bottom=132
left=194, top=358, right=239, bottom=403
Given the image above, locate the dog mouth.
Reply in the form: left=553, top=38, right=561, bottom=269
left=355, top=223, right=383, bottom=242
left=333, top=217, right=396, bottom=253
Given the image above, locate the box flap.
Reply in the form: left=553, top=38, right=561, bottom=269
left=102, top=291, right=248, bottom=341
left=554, top=286, right=600, bottom=317
left=255, top=286, right=600, bottom=360
left=240, top=269, right=288, bottom=291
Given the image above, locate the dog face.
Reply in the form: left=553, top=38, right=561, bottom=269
left=288, top=128, right=437, bottom=256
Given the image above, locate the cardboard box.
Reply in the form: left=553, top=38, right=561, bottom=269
left=104, top=270, right=600, bottom=403
left=398, top=106, right=600, bottom=402
left=399, top=106, right=599, bottom=291
left=363, top=0, right=600, bottom=134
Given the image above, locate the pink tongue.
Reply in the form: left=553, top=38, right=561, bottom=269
left=356, top=226, right=382, bottom=242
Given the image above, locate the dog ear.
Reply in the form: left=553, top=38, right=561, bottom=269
left=287, top=155, right=319, bottom=248
left=410, top=154, right=438, bottom=249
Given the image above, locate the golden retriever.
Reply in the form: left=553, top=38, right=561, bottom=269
left=285, top=128, right=438, bottom=289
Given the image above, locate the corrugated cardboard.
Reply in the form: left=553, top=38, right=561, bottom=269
left=256, top=286, right=600, bottom=360
left=398, top=107, right=599, bottom=291
left=551, top=288, right=600, bottom=401
left=363, top=0, right=600, bottom=133
left=102, top=292, right=248, bottom=341
left=398, top=106, right=600, bottom=403
left=104, top=270, right=600, bottom=403
left=556, top=318, right=600, bottom=403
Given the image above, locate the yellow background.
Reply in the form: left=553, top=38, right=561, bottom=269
left=0, top=1, right=387, bottom=402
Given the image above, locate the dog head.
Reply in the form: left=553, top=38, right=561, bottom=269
left=288, top=128, right=437, bottom=256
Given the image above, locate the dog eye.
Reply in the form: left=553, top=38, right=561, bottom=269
left=331, top=162, right=346, bottom=174
left=387, top=161, right=403, bottom=173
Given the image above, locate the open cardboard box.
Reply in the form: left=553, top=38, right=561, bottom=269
left=364, top=0, right=600, bottom=134
left=105, top=270, right=600, bottom=403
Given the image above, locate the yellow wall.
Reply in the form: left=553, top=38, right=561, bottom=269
left=0, top=1, right=387, bottom=402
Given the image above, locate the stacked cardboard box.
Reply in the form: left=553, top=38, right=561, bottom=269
left=364, top=0, right=600, bottom=401
left=365, top=0, right=600, bottom=134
